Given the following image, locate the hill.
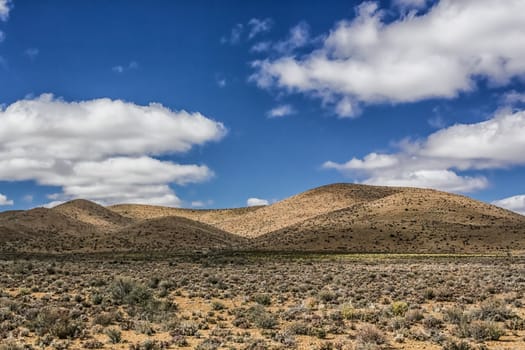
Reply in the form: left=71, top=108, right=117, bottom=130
left=0, top=208, right=98, bottom=253
left=53, top=199, right=132, bottom=230
left=249, top=187, right=525, bottom=253
left=110, top=203, right=261, bottom=226
left=99, top=216, right=248, bottom=252
left=0, top=183, right=524, bottom=254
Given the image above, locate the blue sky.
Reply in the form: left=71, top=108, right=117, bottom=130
left=1, top=0, right=525, bottom=214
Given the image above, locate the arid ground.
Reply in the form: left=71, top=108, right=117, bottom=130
left=0, top=254, right=524, bottom=350
left=1, top=184, right=524, bottom=349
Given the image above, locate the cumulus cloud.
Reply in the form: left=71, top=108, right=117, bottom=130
left=501, top=90, right=525, bottom=105
left=251, top=0, right=525, bottom=117
left=0, top=193, right=13, bottom=206
left=248, top=18, right=273, bottom=39
left=0, top=94, right=226, bottom=206
left=267, top=104, right=295, bottom=118
left=393, top=0, right=430, bottom=11
left=0, top=0, right=11, bottom=21
left=274, top=22, right=310, bottom=54
left=492, top=195, right=525, bottom=215
left=247, top=197, right=269, bottom=206
left=323, top=108, right=525, bottom=192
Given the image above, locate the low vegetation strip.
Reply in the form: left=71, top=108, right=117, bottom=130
left=0, top=255, right=524, bottom=349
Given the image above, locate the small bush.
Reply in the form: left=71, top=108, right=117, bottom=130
left=391, top=301, right=409, bottom=316
left=246, top=305, right=278, bottom=329
left=357, top=325, right=386, bottom=345
left=105, top=327, right=122, bottom=344
left=252, top=293, right=272, bottom=306
left=455, top=320, right=505, bottom=341
left=442, top=340, right=472, bottom=350
left=110, top=278, right=152, bottom=306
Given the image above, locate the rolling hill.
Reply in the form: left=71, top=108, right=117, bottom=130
left=249, top=187, right=525, bottom=253
left=0, top=183, right=524, bottom=254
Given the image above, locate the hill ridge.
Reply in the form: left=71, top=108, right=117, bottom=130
left=1, top=183, right=524, bottom=254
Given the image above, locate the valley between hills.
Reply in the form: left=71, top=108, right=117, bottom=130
left=1, top=183, right=524, bottom=255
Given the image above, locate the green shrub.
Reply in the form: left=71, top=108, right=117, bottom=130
left=391, top=301, right=409, bottom=316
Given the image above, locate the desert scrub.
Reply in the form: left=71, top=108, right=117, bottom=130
left=110, top=277, right=152, bottom=306
left=30, top=307, right=83, bottom=339
left=357, top=324, right=386, bottom=346
left=470, top=300, right=515, bottom=321
left=318, top=290, right=337, bottom=303
left=0, top=341, right=26, bottom=350
left=105, top=327, right=122, bottom=343
left=211, top=301, right=226, bottom=310
left=442, top=340, right=472, bottom=350
left=391, top=301, right=409, bottom=316
left=455, top=320, right=505, bottom=341
left=233, top=305, right=278, bottom=329
left=252, top=293, right=272, bottom=306
left=195, top=337, right=221, bottom=350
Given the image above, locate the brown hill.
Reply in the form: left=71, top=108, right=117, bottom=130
left=215, top=183, right=401, bottom=237
left=53, top=199, right=132, bottom=231
left=0, top=200, right=249, bottom=253
left=0, top=208, right=98, bottom=253
left=249, top=187, right=525, bottom=253
left=98, top=216, right=248, bottom=252
left=109, top=204, right=262, bottom=226
left=111, top=183, right=401, bottom=238
left=0, top=183, right=524, bottom=254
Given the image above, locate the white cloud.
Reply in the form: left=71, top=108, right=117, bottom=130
left=0, top=94, right=226, bottom=206
left=112, top=61, right=138, bottom=73
left=248, top=18, right=273, bottom=39
left=247, top=197, right=269, bottom=206
left=251, top=0, right=525, bottom=117
left=0, top=0, right=11, bottom=21
left=393, top=0, right=430, bottom=11
left=221, top=23, right=243, bottom=45
left=492, top=195, right=525, bottom=215
left=502, top=90, right=525, bottom=105
left=273, top=22, right=310, bottom=54
left=190, top=199, right=213, bottom=208
left=267, top=104, right=296, bottom=118
left=23, top=194, right=33, bottom=203
left=42, top=200, right=65, bottom=209
left=251, top=41, right=272, bottom=53
left=324, top=108, right=525, bottom=193
left=0, top=193, right=13, bottom=206
left=324, top=153, right=399, bottom=170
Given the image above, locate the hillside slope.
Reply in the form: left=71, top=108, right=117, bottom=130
left=53, top=199, right=132, bottom=230
left=1, top=183, right=524, bottom=254
left=250, top=187, right=525, bottom=253
left=99, top=216, right=248, bottom=252
left=0, top=208, right=98, bottom=252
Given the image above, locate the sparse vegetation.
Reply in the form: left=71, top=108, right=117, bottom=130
left=0, top=254, right=522, bottom=348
